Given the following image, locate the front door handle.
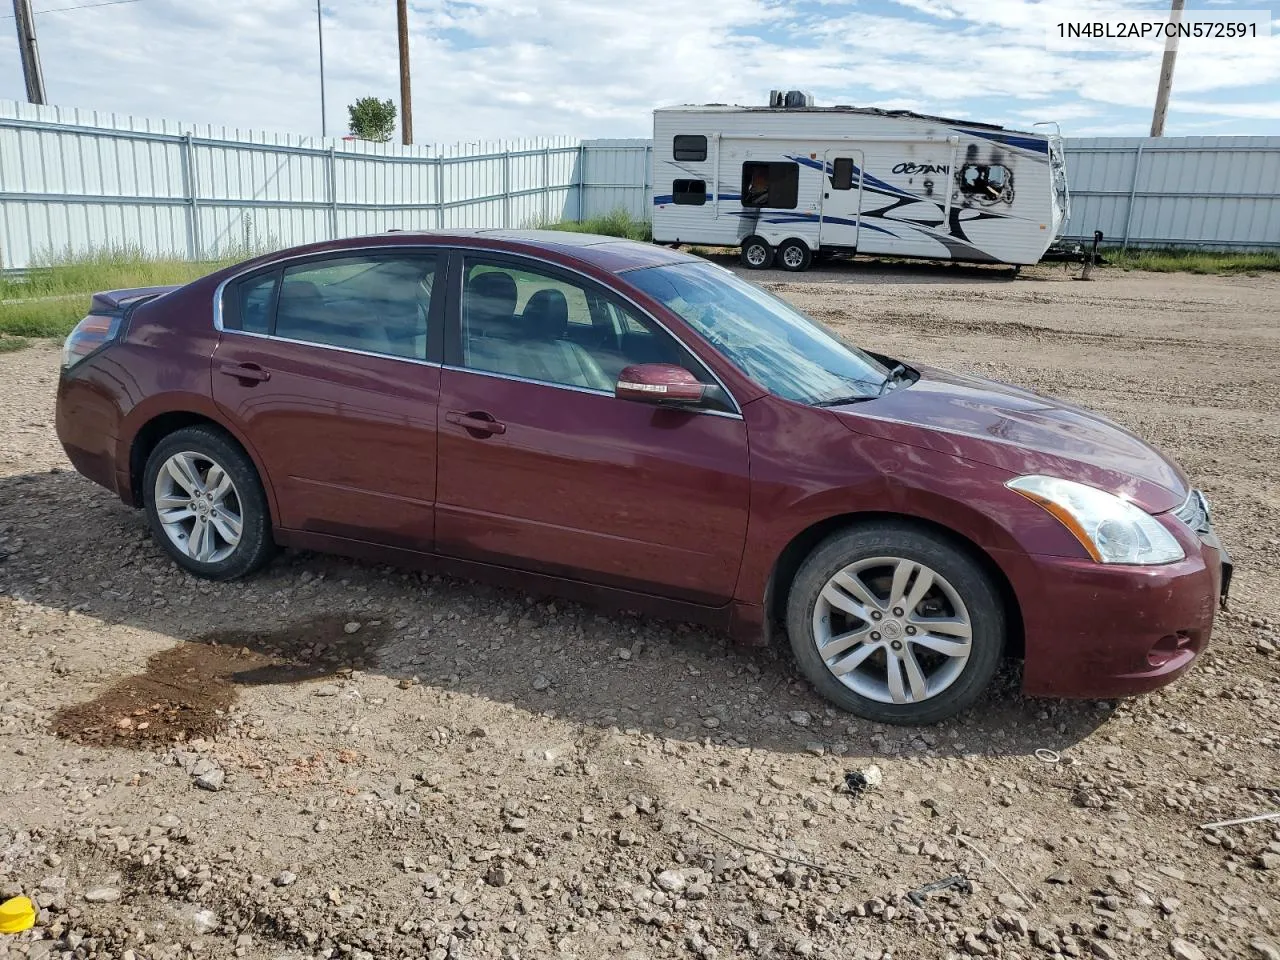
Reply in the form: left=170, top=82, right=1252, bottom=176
left=218, top=361, right=271, bottom=383
left=446, top=410, right=506, bottom=437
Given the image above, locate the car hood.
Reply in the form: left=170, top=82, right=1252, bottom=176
left=833, top=365, right=1189, bottom=513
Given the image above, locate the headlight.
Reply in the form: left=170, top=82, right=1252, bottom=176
left=1007, top=475, right=1184, bottom=565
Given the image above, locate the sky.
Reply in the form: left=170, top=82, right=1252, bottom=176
left=1, top=0, right=1278, bottom=145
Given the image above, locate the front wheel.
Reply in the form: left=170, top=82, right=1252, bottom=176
left=740, top=236, right=774, bottom=270
left=143, top=425, right=277, bottom=580
left=786, top=522, right=1006, bottom=724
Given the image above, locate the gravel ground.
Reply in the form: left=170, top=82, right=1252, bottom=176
left=1, top=262, right=1278, bottom=960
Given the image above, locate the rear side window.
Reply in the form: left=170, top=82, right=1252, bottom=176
left=673, top=179, right=707, bottom=205
left=673, top=135, right=707, bottom=162
left=223, top=253, right=441, bottom=360
left=741, top=161, right=799, bottom=209
left=276, top=255, right=440, bottom=359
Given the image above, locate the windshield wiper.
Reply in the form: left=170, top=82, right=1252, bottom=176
left=812, top=394, right=875, bottom=407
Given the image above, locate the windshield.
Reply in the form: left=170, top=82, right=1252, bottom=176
left=627, top=261, right=890, bottom=404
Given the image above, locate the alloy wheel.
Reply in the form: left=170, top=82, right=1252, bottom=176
left=153, top=451, right=244, bottom=564
left=782, top=245, right=806, bottom=268
left=811, top=556, right=972, bottom=704
left=745, top=244, right=769, bottom=267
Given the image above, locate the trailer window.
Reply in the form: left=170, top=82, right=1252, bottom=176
left=672, top=179, right=707, bottom=205
left=741, top=162, right=799, bottom=209
left=673, top=135, right=708, bottom=162
left=957, top=163, right=1013, bottom=204
left=830, top=158, right=855, bottom=191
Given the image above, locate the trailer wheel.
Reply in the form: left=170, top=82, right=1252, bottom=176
left=741, top=237, right=774, bottom=270
left=777, top=239, right=813, bottom=272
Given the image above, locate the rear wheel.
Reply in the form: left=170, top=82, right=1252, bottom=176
left=777, top=239, right=813, bottom=272
left=740, top=236, right=774, bottom=270
left=786, top=522, right=1005, bottom=724
left=143, top=426, right=276, bottom=580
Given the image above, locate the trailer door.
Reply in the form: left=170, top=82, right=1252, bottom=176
left=819, top=151, right=864, bottom=250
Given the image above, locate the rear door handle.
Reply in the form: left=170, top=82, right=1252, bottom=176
left=446, top=410, right=506, bottom=437
left=218, top=361, right=271, bottom=383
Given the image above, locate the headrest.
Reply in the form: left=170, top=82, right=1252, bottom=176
left=521, top=288, right=569, bottom=341
left=278, top=280, right=322, bottom=303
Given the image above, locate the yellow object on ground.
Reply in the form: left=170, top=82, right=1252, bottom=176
left=0, top=895, right=36, bottom=933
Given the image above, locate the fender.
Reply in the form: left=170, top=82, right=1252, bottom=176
left=732, top=396, right=1091, bottom=609
left=115, top=391, right=281, bottom=523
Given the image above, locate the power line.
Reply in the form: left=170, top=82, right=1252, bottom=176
left=1, top=0, right=142, bottom=17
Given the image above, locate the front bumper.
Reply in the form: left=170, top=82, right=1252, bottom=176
left=998, top=529, right=1227, bottom=699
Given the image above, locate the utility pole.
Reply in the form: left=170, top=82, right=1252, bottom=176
left=1149, top=0, right=1185, bottom=137
left=397, top=0, right=413, bottom=145
left=11, top=0, right=47, bottom=105
left=316, top=0, right=327, bottom=137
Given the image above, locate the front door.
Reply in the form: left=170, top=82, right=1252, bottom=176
left=819, top=151, right=864, bottom=249
left=212, top=251, right=444, bottom=550
left=435, top=252, right=751, bottom=604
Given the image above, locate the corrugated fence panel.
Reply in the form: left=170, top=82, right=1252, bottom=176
left=0, top=102, right=596, bottom=269
left=578, top=139, right=652, bottom=221
left=5, top=100, right=1279, bottom=267
left=1062, top=135, right=1280, bottom=249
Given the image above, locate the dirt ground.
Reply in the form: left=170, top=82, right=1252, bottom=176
left=1, top=261, right=1278, bottom=960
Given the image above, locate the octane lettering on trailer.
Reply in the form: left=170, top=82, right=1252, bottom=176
left=893, top=162, right=949, bottom=175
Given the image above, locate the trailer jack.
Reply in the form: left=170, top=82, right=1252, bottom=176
left=1079, top=231, right=1104, bottom=280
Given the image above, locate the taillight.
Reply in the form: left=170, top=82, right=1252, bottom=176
left=62, top=313, right=123, bottom=369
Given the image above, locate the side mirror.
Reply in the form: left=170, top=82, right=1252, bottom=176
left=615, top=363, right=706, bottom=406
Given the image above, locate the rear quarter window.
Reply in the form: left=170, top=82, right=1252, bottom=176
left=226, top=271, right=278, bottom=334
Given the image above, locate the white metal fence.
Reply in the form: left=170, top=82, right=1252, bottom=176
left=2, top=97, right=1277, bottom=267
left=0, top=100, right=654, bottom=270
left=1061, top=136, right=1280, bottom=250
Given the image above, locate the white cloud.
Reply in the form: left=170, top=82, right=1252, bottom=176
left=1175, top=99, right=1280, bottom=119
left=0, top=0, right=1275, bottom=142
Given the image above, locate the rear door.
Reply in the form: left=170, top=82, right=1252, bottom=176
left=212, top=250, right=445, bottom=550
left=434, top=251, right=751, bottom=604
left=819, top=151, right=864, bottom=248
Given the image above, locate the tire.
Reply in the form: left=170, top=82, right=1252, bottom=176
left=785, top=522, right=1005, bottom=725
left=142, top=425, right=277, bottom=580
left=777, top=238, right=813, bottom=272
left=740, top=236, right=774, bottom=270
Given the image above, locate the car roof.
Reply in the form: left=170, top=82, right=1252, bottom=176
left=368, top=228, right=701, bottom=273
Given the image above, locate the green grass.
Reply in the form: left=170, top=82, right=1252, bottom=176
left=1105, top=247, right=1280, bottom=275
left=0, top=246, right=251, bottom=350
left=531, top=209, right=652, bottom=242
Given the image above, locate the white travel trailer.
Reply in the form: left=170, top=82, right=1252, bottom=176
left=652, top=93, right=1070, bottom=270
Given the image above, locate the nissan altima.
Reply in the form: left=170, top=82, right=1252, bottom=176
left=55, top=231, right=1230, bottom=724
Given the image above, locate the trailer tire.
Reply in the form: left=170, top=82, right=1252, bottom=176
left=741, top=237, right=774, bottom=270
left=777, top=239, right=813, bottom=272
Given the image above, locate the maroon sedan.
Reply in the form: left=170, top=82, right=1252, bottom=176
left=55, top=231, right=1229, bottom=724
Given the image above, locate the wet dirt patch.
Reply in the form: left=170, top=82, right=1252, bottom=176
left=52, top=615, right=389, bottom=747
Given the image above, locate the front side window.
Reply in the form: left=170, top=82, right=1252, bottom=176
left=741, top=161, right=799, bottom=209
left=458, top=259, right=727, bottom=407
left=673, top=135, right=707, bottom=162
left=274, top=254, right=439, bottom=359
left=627, top=261, right=890, bottom=405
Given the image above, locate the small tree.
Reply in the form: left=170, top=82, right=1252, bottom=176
left=347, top=97, right=397, bottom=142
